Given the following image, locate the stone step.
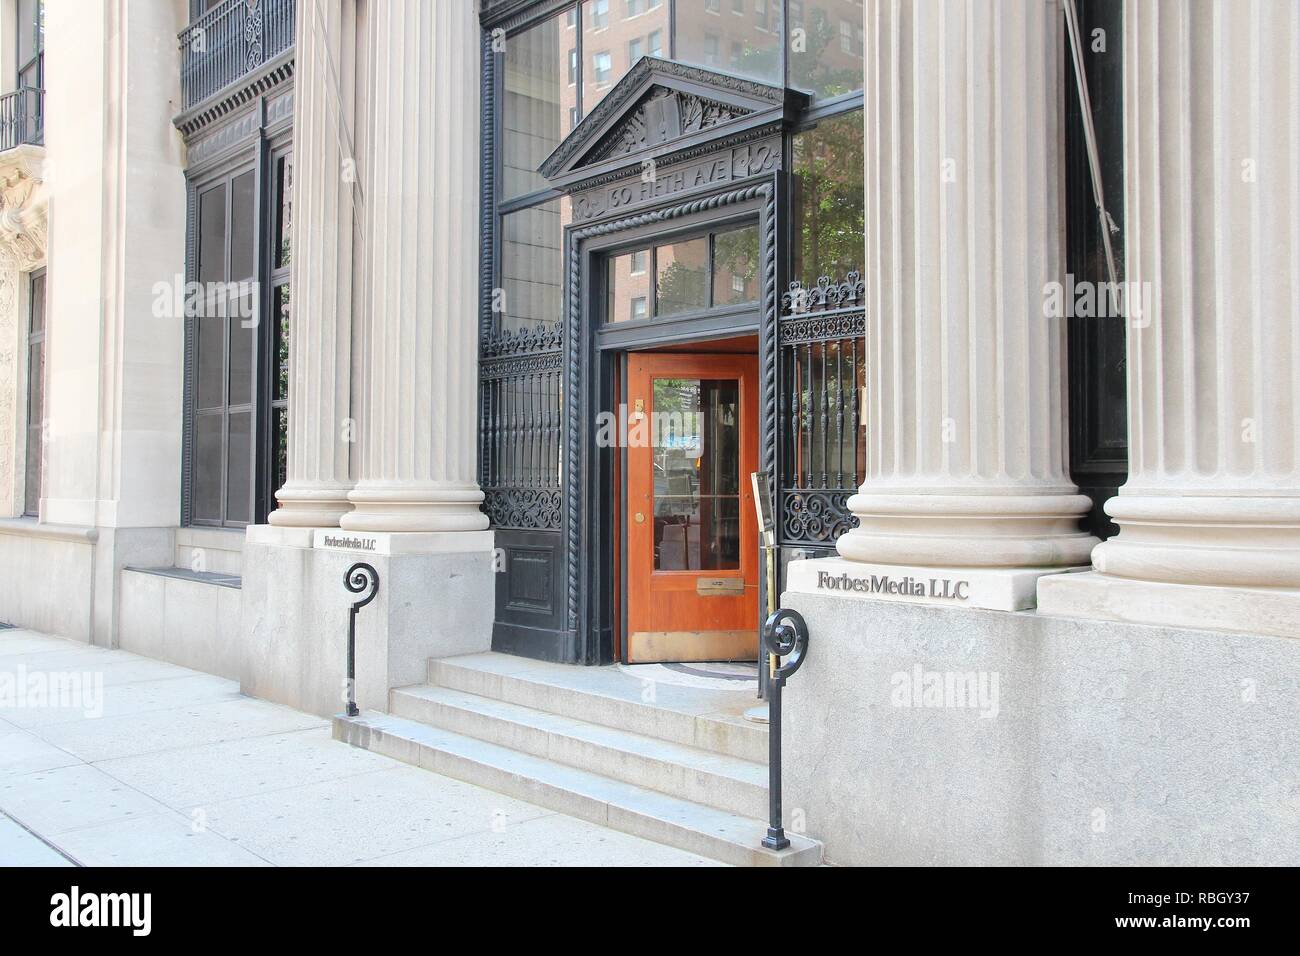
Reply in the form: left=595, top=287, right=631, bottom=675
left=427, top=653, right=768, bottom=764
left=334, top=710, right=820, bottom=867
left=390, top=684, right=768, bottom=819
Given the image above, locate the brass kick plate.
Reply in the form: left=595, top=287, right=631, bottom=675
left=696, top=577, right=745, bottom=596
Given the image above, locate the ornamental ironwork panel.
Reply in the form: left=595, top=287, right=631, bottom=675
left=480, top=322, right=563, bottom=531
left=178, top=0, right=295, bottom=111
left=778, top=273, right=866, bottom=548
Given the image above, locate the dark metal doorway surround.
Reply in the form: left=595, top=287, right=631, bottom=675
left=480, top=53, right=873, bottom=664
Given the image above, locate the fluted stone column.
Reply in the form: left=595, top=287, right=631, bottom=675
left=832, top=0, right=1096, bottom=581
left=339, top=0, right=486, bottom=534
left=1040, top=0, right=1300, bottom=636
left=268, top=0, right=357, bottom=527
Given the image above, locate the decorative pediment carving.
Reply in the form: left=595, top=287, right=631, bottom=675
left=539, top=56, right=805, bottom=187
left=587, top=87, right=747, bottom=164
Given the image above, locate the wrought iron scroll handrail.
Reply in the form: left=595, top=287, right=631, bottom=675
left=343, top=562, right=379, bottom=717
left=760, top=607, right=809, bottom=851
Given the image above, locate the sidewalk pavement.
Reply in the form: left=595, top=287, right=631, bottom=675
left=0, top=629, right=722, bottom=867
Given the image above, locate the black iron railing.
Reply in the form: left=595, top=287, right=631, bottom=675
left=777, top=274, right=867, bottom=549
left=178, top=0, right=295, bottom=111
left=0, top=87, right=43, bottom=151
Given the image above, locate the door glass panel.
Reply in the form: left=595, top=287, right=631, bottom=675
left=711, top=224, right=759, bottom=306
left=651, top=378, right=740, bottom=571
left=654, top=236, right=709, bottom=316
left=605, top=247, right=651, bottom=323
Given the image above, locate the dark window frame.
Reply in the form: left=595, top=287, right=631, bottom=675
left=22, top=268, right=45, bottom=517
left=16, top=0, right=43, bottom=91
left=182, top=124, right=293, bottom=529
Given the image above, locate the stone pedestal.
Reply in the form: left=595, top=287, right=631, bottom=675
left=1043, top=0, right=1300, bottom=633
left=782, top=589, right=1300, bottom=866
left=836, top=0, right=1095, bottom=582
left=239, top=525, right=494, bottom=717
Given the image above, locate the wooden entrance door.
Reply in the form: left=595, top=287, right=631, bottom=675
left=625, top=352, right=759, bottom=663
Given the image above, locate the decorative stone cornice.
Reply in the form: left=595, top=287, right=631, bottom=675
left=172, top=49, right=294, bottom=141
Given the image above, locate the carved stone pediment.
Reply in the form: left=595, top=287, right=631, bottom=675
left=539, top=57, right=806, bottom=188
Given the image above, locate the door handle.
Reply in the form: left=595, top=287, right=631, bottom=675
left=634, top=512, right=645, bottom=524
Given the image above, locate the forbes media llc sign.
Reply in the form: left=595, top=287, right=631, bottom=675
left=816, top=570, right=971, bottom=602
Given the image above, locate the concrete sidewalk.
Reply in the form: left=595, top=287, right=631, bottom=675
left=0, top=629, right=722, bottom=866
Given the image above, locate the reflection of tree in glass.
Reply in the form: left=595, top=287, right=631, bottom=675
left=713, top=228, right=758, bottom=302
left=790, top=8, right=863, bottom=98
left=794, top=110, right=865, bottom=286
left=656, top=260, right=708, bottom=314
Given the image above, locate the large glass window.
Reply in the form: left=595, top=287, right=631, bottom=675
left=491, top=2, right=865, bottom=337
left=503, top=14, right=577, bottom=200
left=500, top=197, right=571, bottom=333
left=582, top=0, right=670, bottom=109
left=789, top=0, right=864, bottom=98
left=676, top=0, right=782, bottom=83
left=792, top=109, right=865, bottom=285
left=23, top=269, right=45, bottom=517
left=604, top=224, right=759, bottom=324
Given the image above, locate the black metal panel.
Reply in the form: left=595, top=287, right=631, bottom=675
left=490, top=529, right=570, bottom=661
left=1065, top=0, right=1128, bottom=539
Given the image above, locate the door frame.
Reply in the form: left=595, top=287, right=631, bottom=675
left=576, top=199, right=771, bottom=666
left=555, top=176, right=781, bottom=666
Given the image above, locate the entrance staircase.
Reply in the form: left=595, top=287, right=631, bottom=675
left=333, top=652, right=821, bottom=866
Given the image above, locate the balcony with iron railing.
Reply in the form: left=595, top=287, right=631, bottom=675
left=0, top=87, right=43, bottom=152
left=178, top=0, right=295, bottom=112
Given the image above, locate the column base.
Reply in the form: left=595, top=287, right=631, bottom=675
left=1037, top=570, right=1300, bottom=640
left=268, top=482, right=355, bottom=528
left=340, top=482, right=488, bottom=533
left=837, top=492, right=1098, bottom=567
left=786, top=556, right=1089, bottom=611
left=1093, top=495, right=1300, bottom=587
